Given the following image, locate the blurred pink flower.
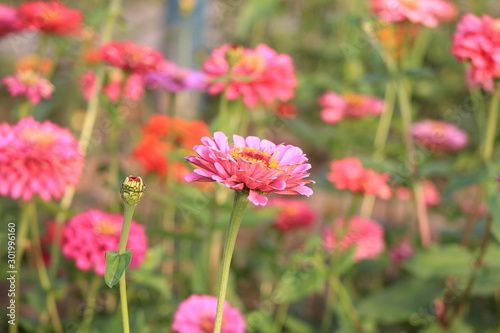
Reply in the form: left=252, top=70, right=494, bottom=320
left=422, top=179, right=441, bottom=206
left=452, top=14, right=500, bottom=92
left=327, top=158, right=391, bottom=199
left=389, top=240, right=414, bottom=264
left=323, top=216, right=385, bottom=262
left=100, top=41, right=164, bottom=74
left=268, top=197, right=316, bottom=232
left=81, top=69, right=146, bottom=102
left=172, top=294, right=245, bottom=333
left=16, top=1, right=82, bottom=35
left=0, top=117, right=83, bottom=201
left=395, top=186, right=412, bottom=201
left=371, top=0, right=457, bottom=27
left=2, top=70, right=54, bottom=105
left=0, top=4, right=18, bottom=37
left=144, top=62, right=207, bottom=93
left=318, top=91, right=384, bottom=124
left=274, top=102, right=298, bottom=119
left=411, top=119, right=468, bottom=152
left=203, top=43, right=297, bottom=107
left=62, top=209, right=147, bottom=276
left=184, top=132, right=314, bottom=206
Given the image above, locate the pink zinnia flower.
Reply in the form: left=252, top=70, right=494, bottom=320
left=412, top=120, right=468, bottom=152
left=172, top=294, right=245, bottom=333
left=16, top=1, right=82, bottom=35
left=62, top=209, right=148, bottom=276
left=100, top=41, right=164, bottom=74
left=144, top=62, right=207, bottom=93
left=389, top=240, right=414, bottom=265
left=184, top=132, right=314, bottom=206
left=268, top=197, right=316, bottom=232
left=452, top=14, right=500, bottom=92
left=327, top=158, right=391, bottom=199
left=203, top=43, right=297, bottom=108
left=2, top=70, right=54, bottom=105
left=323, top=216, right=385, bottom=262
left=318, top=91, right=384, bottom=124
left=0, top=4, right=19, bottom=37
left=371, top=0, right=457, bottom=27
left=0, top=117, right=83, bottom=201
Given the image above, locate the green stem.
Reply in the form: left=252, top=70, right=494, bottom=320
left=213, top=191, right=249, bottom=333
left=273, top=302, right=290, bottom=332
left=17, top=100, right=32, bottom=120
left=331, top=275, right=363, bottom=332
left=81, top=276, right=101, bottom=333
left=168, top=92, right=177, bottom=118
left=117, top=203, right=136, bottom=333
left=49, top=0, right=123, bottom=278
left=320, top=281, right=336, bottom=333
left=374, top=82, right=397, bottom=159
left=482, top=84, right=499, bottom=163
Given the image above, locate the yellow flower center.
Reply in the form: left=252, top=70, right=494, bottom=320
left=20, top=128, right=56, bottom=147
left=492, top=19, right=500, bottom=31
left=430, top=121, right=447, bottom=137
left=94, top=220, right=118, bottom=235
left=343, top=93, right=366, bottom=107
left=200, top=316, right=214, bottom=333
left=18, top=70, right=40, bottom=87
left=230, top=147, right=279, bottom=168
left=401, top=0, right=420, bottom=10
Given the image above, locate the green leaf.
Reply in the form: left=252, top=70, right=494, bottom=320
left=402, top=245, right=474, bottom=279
left=421, top=319, right=474, bottom=333
left=284, top=316, right=316, bottom=333
left=104, top=250, right=132, bottom=288
left=358, top=278, right=442, bottom=324
left=272, top=266, right=326, bottom=303
left=444, top=166, right=488, bottom=197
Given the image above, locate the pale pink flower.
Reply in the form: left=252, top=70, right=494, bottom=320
left=144, top=61, right=207, bottom=93
left=184, top=132, right=314, bottom=206
left=268, top=197, right=316, bottom=232
left=172, top=294, right=245, bottom=333
left=0, top=4, right=18, bottom=37
left=0, top=117, right=83, bottom=201
left=371, top=0, right=457, bottom=27
left=2, top=70, right=54, bottom=105
left=389, top=240, right=414, bottom=264
left=452, top=14, right=500, bottom=92
left=422, top=179, right=441, bottom=206
left=319, top=91, right=384, bottom=124
left=323, top=216, right=385, bottom=262
left=81, top=69, right=145, bottom=102
left=327, top=158, right=391, bottom=199
left=412, top=120, right=468, bottom=152
left=62, top=209, right=148, bottom=276
left=203, top=43, right=297, bottom=108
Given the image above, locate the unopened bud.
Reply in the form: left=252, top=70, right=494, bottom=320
left=120, top=176, right=145, bottom=205
left=226, top=44, right=244, bottom=67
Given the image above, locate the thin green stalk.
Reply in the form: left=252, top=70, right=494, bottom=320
left=273, top=302, right=290, bottom=332
left=29, top=202, right=63, bottom=332
left=49, top=0, right=123, bottom=278
left=168, top=92, right=177, bottom=118
left=331, top=275, right=363, bottom=332
left=481, top=84, right=499, bottom=163
left=81, top=276, right=102, bottom=333
left=17, top=101, right=32, bottom=120
left=213, top=191, right=249, bottom=333
left=374, top=82, right=397, bottom=159
left=320, top=281, right=336, bottom=333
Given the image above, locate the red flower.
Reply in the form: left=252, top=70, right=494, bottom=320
left=0, top=5, right=19, bottom=37
left=16, top=1, right=82, bottom=35
left=268, top=197, right=316, bottom=232
left=100, top=41, right=164, bottom=74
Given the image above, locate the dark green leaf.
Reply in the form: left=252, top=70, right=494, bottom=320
left=104, top=250, right=132, bottom=288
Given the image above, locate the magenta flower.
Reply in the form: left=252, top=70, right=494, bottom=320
left=203, top=43, right=297, bottom=108
left=184, top=132, right=314, bottom=206
left=0, top=4, right=18, bottom=37
left=319, top=91, right=384, bottom=124
left=2, top=70, right=54, bottom=105
left=371, top=0, right=457, bottom=27
left=172, top=294, right=245, bottom=333
left=389, top=240, right=414, bottom=265
left=144, top=62, right=206, bottom=93
left=268, top=197, right=316, bottom=232
left=62, top=209, right=148, bottom=276
left=452, top=14, right=500, bottom=92
left=0, top=117, right=83, bottom=201
left=411, top=119, right=468, bottom=152
left=323, top=216, right=385, bottom=262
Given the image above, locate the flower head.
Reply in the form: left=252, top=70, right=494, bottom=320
left=268, top=197, right=316, bottom=232
left=452, top=14, right=500, bottom=92
left=319, top=91, right=384, bottom=124
left=62, top=209, right=147, bottom=275
left=185, top=132, right=314, bottom=206
left=16, top=1, right=82, bottom=35
left=411, top=120, right=468, bottom=152
left=203, top=43, right=297, bottom=108
left=120, top=176, right=146, bottom=206
left=0, top=117, right=83, bottom=201
left=274, top=102, right=298, bottom=119
left=2, top=70, right=54, bottom=105
left=100, top=41, right=164, bottom=74
left=323, top=216, right=385, bottom=262
left=0, top=5, right=19, bottom=37
left=172, top=294, right=245, bottom=333
left=389, top=240, right=414, bottom=265
left=327, top=158, right=391, bottom=199
left=144, top=62, right=206, bottom=93
left=371, top=0, right=457, bottom=27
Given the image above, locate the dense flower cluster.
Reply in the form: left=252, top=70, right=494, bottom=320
left=0, top=117, right=83, bottom=201
left=185, top=132, right=314, bottom=206
left=452, top=14, right=500, bottom=92
left=327, top=158, right=391, bottom=199
left=62, top=209, right=148, bottom=276
left=172, top=294, right=246, bottom=333
left=318, top=91, right=384, bottom=124
left=411, top=120, right=468, bottom=152
left=268, top=197, right=316, bottom=232
left=371, top=0, right=457, bottom=27
left=323, top=216, right=385, bottom=262
left=203, top=43, right=297, bottom=107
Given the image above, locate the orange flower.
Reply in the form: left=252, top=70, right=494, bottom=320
left=15, top=55, right=52, bottom=74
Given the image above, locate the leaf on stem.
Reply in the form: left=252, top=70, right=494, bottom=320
left=104, top=250, right=133, bottom=288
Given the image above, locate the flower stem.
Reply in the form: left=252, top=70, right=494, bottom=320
left=481, top=83, right=499, bottom=163
left=118, top=203, right=136, bottom=333
left=81, top=276, right=101, bottom=333
left=213, top=190, right=249, bottom=333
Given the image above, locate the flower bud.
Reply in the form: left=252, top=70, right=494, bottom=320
left=226, top=44, right=244, bottom=67
left=120, top=176, right=145, bottom=205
